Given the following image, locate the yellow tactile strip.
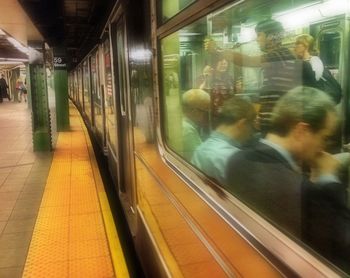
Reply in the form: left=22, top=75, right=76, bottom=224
left=23, top=104, right=129, bottom=278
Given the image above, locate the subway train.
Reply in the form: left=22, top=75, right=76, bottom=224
left=68, top=0, right=350, bottom=276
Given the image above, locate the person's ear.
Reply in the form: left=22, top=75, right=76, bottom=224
left=292, top=122, right=310, bottom=139
left=236, top=118, right=247, bottom=128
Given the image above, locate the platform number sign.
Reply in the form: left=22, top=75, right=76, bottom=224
left=53, top=56, right=67, bottom=69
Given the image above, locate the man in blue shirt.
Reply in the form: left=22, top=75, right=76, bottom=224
left=192, top=97, right=256, bottom=185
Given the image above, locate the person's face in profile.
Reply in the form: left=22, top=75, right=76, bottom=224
left=191, top=102, right=210, bottom=128
left=256, top=32, right=267, bottom=51
left=299, top=112, right=337, bottom=163
left=241, top=117, right=257, bottom=142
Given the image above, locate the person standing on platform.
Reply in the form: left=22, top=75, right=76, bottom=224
left=0, top=74, right=10, bottom=102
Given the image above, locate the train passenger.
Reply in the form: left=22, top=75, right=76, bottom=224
left=196, top=65, right=214, bottom=91
left=191, top=97, right=256, bottom=185
left=205, top=19, right=316, bottom=133
left=197, top=58, right=236, bottom=117
left=294, top=34, right=324, bottom=81
left=225, top=86, right=347, bottom=240
left=295, top=34, right=342, bottom=105
left=181, top=89, right=210, bottom=161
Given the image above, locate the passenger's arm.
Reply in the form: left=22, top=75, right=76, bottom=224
left=204, top=39, right=263, bottom=67
left=310, top=151, right=339, bottom=182
left=219, top=49, right=263, bottom=67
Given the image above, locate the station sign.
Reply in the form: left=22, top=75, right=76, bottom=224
left=53, top=56, right=67, bottom=70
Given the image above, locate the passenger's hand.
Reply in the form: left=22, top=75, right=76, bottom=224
left=204, top=38, right=217, bottom=53
left=312, top=151, right=340, bottom=176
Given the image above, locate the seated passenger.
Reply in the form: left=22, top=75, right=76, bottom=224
left=181, top=89, right=210, bottom=161
left=225, top=86, right=347, bottom=243
left=191, top=97, right=256, bottom=185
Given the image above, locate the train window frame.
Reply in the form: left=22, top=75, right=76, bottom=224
left=151, top=0, right=349, bottom=276
left=158, top=0, right=197, bottom=24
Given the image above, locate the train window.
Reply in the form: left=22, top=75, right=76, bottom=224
left=319, top=31, right=341, bottom=69
left=103, top=38, right=117, bottom=154
left=83, top=60, right=91, bottom=121
left=160, top=0, right=195, bottom=23
left=160, top=0, right=350, bottom=274
left=78, top=66, right=83, bottom=108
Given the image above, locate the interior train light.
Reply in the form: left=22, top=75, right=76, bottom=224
left=275, top=0, right=350, bottom=30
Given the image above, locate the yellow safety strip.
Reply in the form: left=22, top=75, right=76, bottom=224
left=82, top=118, right=130, bottom=278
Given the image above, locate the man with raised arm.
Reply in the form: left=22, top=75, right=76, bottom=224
left=205, top=19, right=316, bottom=133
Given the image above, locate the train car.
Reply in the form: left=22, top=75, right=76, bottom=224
left=69, top=0, right=350, bottom=277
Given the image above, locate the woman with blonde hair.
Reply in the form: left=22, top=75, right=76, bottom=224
left=294, top=34, right=324, bottom=81
left=16, top=78, right=27, bottom=102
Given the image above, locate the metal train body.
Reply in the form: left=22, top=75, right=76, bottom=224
left=69, top=0, right=350, bottom=276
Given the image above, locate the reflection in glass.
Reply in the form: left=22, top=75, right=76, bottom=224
left=160, top=0, right=195, bottom=23
left=159, top=0, right=349, bottom=274
left=104, top=38, right=117, bottom=154
left=83, top=60, right=92, bottom=122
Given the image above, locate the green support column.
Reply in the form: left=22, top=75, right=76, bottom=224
left=53, top=48, right=69, bottom=131
left=28, top=41, right=52, bottom=151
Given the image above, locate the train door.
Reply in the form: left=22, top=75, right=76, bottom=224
left=89, top=52, right=97, bottom=129
left=77, top=65, right=84, bottom=110
left=310, top=17, right=350, bottom=145
left=111, top=14, right=137, bottom=231
left=102, top=35, right=117, bottom=157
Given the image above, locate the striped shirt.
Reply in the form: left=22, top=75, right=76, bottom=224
left=259, top=47, right=315, bottom=132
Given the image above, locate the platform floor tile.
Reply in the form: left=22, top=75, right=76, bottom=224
left=22, top=105, right=120, bottom=278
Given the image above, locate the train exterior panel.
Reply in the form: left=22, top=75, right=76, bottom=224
left=69, top=0, right=350, bottom=276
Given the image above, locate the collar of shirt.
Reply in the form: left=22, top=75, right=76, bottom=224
left=184, top=117, right=199, bottom=129
left=260, top=138, right=300, bottom=172
left=211, top=131, right=241, bottom=148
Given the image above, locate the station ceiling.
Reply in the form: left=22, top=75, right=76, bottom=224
left=0, top=0, right=116, bottom=69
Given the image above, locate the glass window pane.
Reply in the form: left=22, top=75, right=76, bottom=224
left=91, top=51, right=104, bottom=137
left=160, top=0, right=195, bottom=23
left=78, top=66, right=83, bottom=107
left=83, top=60, right=91, bottom=121
left=160, top=0, right=349, bottom=274
left=103, top=38, right=117, bottom=154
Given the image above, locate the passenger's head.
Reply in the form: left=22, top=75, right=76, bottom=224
left=215, top=58, right=229, bottom=73
left=1, top=74, right=4, bottom=78
left=216, top=97, right=256, bottom=142
left=269, top=86, right=338, bottom=162
left=182, top=89, right=210, bottom=126
left=294, top=34, right=318, bottom=59
left=255, top=19, right=284, bottom=51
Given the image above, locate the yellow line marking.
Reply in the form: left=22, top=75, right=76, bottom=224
left=81, top=116, right=130, bottom=278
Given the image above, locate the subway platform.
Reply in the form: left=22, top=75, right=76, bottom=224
left=0, top=100, right=129, bottom=278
